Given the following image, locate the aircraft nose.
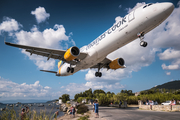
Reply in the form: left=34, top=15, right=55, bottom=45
left=162, top=2, right=174, bottom=15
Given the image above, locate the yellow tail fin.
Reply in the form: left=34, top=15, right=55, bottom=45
left=58, top=60, right=62, bottom=69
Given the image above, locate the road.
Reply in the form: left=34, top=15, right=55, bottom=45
left=87, top=105, right=180, bottom=120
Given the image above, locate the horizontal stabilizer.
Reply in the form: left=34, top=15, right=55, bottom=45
left=40, top=70, right=57, bottom=74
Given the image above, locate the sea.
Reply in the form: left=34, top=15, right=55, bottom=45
left=0, top=102, right=64, bottom=119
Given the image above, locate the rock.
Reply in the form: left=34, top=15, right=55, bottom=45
left=63, top=107, right=68, bottom=112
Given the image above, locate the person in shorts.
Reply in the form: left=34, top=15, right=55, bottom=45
left=94, top=100, right=99, bottom=118
left=72, top=106, right=76, bottom=118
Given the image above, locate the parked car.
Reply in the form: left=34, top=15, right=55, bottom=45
left=161, top=101, right=171, bottom=105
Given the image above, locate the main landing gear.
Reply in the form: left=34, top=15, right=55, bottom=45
left=137, top=32, right=148, bottom=47
left=95, top=72, right=102, bottom=77
left=67, top=65, right=74, bottom=73
left=95, top=63, right=102, bottom=77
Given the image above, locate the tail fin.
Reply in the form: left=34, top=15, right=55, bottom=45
left=40, top=70, right=57, bottom=74
left=58, top=60, right=62, bottom=69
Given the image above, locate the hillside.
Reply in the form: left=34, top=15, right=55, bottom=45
left=46, top=99, right=58, bottom=103
left=151, top=80, right=180, bottom=90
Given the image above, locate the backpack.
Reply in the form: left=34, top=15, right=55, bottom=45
left=72, top=108, right=75, bottom=112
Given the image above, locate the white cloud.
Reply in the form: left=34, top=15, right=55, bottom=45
left=14, top=24, right=70, bottom=70
left=158, top=48, right=180, bottom=60
left=59, top=82, right=125, bottom=97
left=158, top=48, right=180, bottom=71
left=0, top=77, right=53, bottom=99
left=166, top=72, right=171, bottom=75
left=125, top=2, right=146, bottom=13
left=31, top=6, right=50, bottom=24
left=0, top=17, right=22, bottom=34
left=0, top=15, right=73, bottom=70
left=119, top=5, right=122, bottom=8
left=162, top=64, right=179, bottom=70
left=114, top=16, right=123, bottom=23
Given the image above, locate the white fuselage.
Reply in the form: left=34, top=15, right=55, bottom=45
left=59, top=2, right=174, bottom=76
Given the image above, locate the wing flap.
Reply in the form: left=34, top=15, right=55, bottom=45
left=26, top=49, right=64, bottom=60
left=90, top=58, right=112, bottom=69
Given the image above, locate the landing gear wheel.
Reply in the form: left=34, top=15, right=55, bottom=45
left=71, top=68, right=74, bottom=73
left=95, top=63, right=103, bottom=77
left=140, top=41, right=148, bottom=47
left=95, top=72, right=102, bottom=77
left=138, top=32, right=148, bottom=47
left=99, top=72, right=102, bottom=77
left=95, top=72, right=99, bottom=77
left=67, top=67, right=70, bottom=73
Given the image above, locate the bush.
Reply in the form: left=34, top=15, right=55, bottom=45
left=76, top=104, right=89, bottom=114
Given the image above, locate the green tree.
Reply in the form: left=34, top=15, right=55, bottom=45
left=98, top=93, right=109, bottom=105
left=77, top=97, right=84, bottom=103
left=93, top=89, right=106, bottom=98
left=61, top=94, right=70, bottom=103
left=74, top=93, right=80, bottom=101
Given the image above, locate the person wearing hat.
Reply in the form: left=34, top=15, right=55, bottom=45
left=21, top=108, right=26, bottom=120
left=21, top=106, right=29, bottom=120
left=53, top=111, right=59, bottom=119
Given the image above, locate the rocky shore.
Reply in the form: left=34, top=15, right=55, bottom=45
left=57, top=103, right=104, bottom=120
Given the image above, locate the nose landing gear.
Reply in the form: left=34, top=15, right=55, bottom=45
left=137, top=32, right=148, bottom=47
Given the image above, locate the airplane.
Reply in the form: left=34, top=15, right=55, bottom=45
left=5, top=2, right=174, bottom=77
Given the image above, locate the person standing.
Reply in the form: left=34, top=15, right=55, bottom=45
left=53, top=111, right=59, bottom=119
left=94, top=100, right=99, bottom=118
left=21, top=108, right=26, bottom=120
left=72, top=106, right=76, bottom=118
left=119, top=100, right=122, bottom=108
left=92, top=101, right=95, bottom=112
left=171, top=99, right=176, bottom=105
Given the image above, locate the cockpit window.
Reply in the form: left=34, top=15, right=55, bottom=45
left=143, top=3, right=153, bottom=9
left=148, top=3, right=153, bottom=6
left=143, top=5, right=147, bottom=8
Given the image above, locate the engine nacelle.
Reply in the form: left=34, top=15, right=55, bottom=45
left=64, top=46, right=80, bottom=61
left=109, top=58, right=125, bottom=70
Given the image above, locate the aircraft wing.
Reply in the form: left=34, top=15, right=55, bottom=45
left=90, top=58, right=112, bottom=69
left=5, top=42, right=87, bottom=65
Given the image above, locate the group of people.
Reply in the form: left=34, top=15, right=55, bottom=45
left=93, top=100, right=99, bottom=118
left=21, top=106, right=29, bottom=120
left=21, top=106, right=60, bottom=120
left=69, top=105, right=76, bottom=118
left=146, top=100, right=158, bottom=105
left=146, top=98, right=178, bottom=105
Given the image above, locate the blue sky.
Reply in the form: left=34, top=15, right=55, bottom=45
left=0, top=0, right=180, bottom=102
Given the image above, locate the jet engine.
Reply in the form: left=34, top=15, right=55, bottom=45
left=109, top=58, right=125, bottom=70
left=64, top=46, right=80, bottom=61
